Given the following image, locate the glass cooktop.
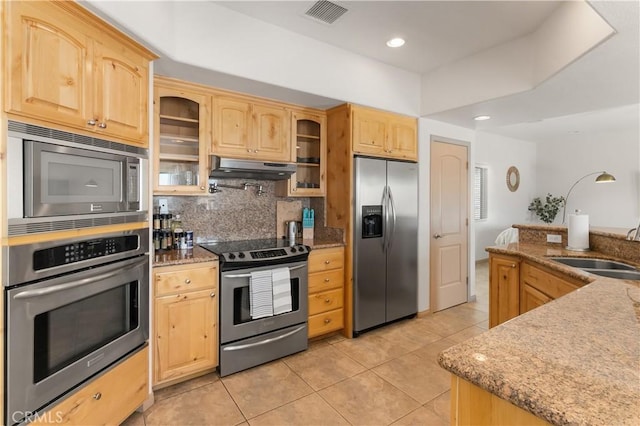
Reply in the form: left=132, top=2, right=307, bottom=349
left=199, top=238, right=309, bottom=269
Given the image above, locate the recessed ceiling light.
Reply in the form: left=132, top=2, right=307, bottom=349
left=474, top=115, right=491, bottom=121
left=386, top=38, right=405, bottom=48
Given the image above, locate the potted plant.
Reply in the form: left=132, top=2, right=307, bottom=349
left=528, top=193, right=565, bottom=224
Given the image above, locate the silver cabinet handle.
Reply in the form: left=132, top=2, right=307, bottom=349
left=434, top=234, right=442, bottom=239
left=210, top=292, right=216, bottom=298
left=98, top=122, right=107, bottom=129
left=185, top=279, right=191, bottom=284
left=87, top=119, right=96, bottom=126
left=93, top=392, right=102, bottom=400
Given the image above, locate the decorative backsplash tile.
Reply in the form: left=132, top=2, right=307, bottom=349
left=154, top=179, right=311, bottom=243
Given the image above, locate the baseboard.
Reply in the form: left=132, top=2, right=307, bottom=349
left=467, top=295, right=477, bottom=303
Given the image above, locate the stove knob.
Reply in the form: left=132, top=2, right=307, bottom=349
left=228, top=253, right=236, bottom=260
left=297, top=246, right=305, bottom=253
left=238, top=252, right=245, bottom=258
left=290, top=246, right=297, bottom=253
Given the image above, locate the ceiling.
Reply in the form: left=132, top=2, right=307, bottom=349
left=214, top=0, right=640, bottom=141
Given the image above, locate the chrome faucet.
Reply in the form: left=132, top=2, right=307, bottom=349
left=627, top=219, right=640, bottom=241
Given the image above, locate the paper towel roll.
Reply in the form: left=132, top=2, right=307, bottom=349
left=567, top=212, right=589, bottom=250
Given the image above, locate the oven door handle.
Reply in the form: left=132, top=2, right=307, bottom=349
left=222, top=325, right=306, bottom=351
left=13, top=257, right=148, bottom=299
left=223, top=263, right=305, bottom=279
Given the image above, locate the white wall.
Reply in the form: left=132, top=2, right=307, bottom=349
left=475, top=133, right=538, bottom=260
left=535, top=126, right=640, bottom=228
left=86, top=0, right=421, bottom=116
left=418, top=119, right=476, bottom=311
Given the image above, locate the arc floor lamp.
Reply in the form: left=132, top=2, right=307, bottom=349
left=562, top=171, right=616, bottom=224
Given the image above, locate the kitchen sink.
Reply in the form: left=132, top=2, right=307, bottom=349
left=549, top=257, right=637, bottom=271
left=586, top=269, right=640, bottom=280
left=549, top=257, right=640, bottom=281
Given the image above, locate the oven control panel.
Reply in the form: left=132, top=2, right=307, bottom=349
left=220, top=245, right=308, bottom=263
left=33, top=235, right=139, bottom=270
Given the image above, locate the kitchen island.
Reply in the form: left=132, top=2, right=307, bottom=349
left=438, top=235, right=640, bottom=425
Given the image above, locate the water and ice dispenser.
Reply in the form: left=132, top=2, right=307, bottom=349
left=362, top=205, right=383, bottom=238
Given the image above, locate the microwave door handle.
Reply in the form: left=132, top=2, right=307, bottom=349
left=13, top=257, right=147, bottom=299
left=223, top=263, right=306, bottom=279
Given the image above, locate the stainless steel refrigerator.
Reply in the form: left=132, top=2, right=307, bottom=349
left=353, top=156, right=418, bottom=336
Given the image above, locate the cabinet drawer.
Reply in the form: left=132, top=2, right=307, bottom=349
left=154, top=262, right=217, bottom=296
left=521, top=262, right=580, bottom=300
left=308, top=269, right=344, bottom=293
left=33, top=346, right=148, bottom=425
left=308, top=247, right=344, bottom=273
left=309, top=288, right=344, bottom=315
left=308, top=309, right=344, bottom=338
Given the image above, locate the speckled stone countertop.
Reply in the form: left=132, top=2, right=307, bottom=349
left=486, top=242, right=640, bottom=282
left=152, top=237, right=343, bottom=267
left=153, top=245, right=218, bottom=267
left=439, top=242, right=640, bottom=425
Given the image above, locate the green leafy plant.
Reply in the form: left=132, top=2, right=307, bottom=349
left=528, top=193, right=565, bottom=224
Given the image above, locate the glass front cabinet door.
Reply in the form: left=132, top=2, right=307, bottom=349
left=279, top=111, right=326, bottom=197
left=154, top=83, right=209, bottom=194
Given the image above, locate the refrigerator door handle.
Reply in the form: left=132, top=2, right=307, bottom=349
left=381, top=185, right=388, bottom=252
left=388, top=186, right=397, bottom=250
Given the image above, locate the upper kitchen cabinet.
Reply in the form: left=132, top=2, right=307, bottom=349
left=351, top=105, right=417, bottom=161
left=277, top=109, right=327, bottom=197
left=3, top=0, right=156, bottom=147
left=154, top=78, right=210, bottom=195
left=213, top=96, right=291, bottom=162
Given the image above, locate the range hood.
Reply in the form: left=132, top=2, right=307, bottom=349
left=209, top=155, right=296, bottom=180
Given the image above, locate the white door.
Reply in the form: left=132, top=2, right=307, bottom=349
left=430, top=140, right=469, bottom=311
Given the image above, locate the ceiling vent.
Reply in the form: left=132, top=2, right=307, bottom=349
left=305, top=0, right=348, bottom=24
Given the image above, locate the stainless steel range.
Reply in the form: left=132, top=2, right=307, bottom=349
left=200, top=239, right=310, bottom=376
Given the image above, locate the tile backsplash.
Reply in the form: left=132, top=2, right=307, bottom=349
left=154, top=179, right=311, bottom=243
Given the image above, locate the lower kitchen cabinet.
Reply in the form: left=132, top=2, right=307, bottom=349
left=32, top=346, right=148, bottom=425
left=489, top=254, right=520, bottom=328
left=153, top=261, right=218, bottom=388
left=307, top=246, right=345, bottom=338
left=520, top=260, right=582, bottom=315
left=449, top=375, right=548, bottom=425
left=489, top=253, right=586, bottom=328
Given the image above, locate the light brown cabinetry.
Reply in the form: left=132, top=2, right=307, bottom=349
left=308, top=246, right=345, bottom=338
left=489, top=254, right=520, bottom=328
left=213, top=96, right=291, bottom=162
left=154, top=78, right=210, bottom=195
left=449, top=376, right=548, bottom=426
left=153, top=261, right=218, bottom=387
left=489, top=254, right=586, bottom=328
left=520, top=261, right=582, bottom=315
left=277, top=109, right=327, bottom=197
left=351, top=105, right=417, bottom=161
left=4, top=0, right=155, bottom=146
left=325, top=104, right=418, bottom=337
left=32, top=347, right=148, bottom=425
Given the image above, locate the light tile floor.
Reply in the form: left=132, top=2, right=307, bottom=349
left=123, top=261, right=489, bottom=426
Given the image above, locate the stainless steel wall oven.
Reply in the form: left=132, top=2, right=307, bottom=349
left=3, top=229, right=149, bottom=425
left=200, top=239, right=309, bottom=377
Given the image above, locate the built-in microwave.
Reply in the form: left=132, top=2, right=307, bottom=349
left=7, top=121, right=148, bottom=236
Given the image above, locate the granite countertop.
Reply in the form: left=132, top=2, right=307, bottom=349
left=152, top=236, right=344, bottom=267
left=153, top=245, right=218, bottom=267
left=486, top=242, right=640, bottom=282
left=439, top=244, right=640, bottom=425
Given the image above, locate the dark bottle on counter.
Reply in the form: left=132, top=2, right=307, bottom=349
left=153, top=230, right=161, bottom=250
left=159, top=231, right=168, bottom=250
left=153, top=214, right=161, bottom=230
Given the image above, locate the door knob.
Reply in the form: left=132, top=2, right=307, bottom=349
left=434, top=233, right=442, bottom=239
